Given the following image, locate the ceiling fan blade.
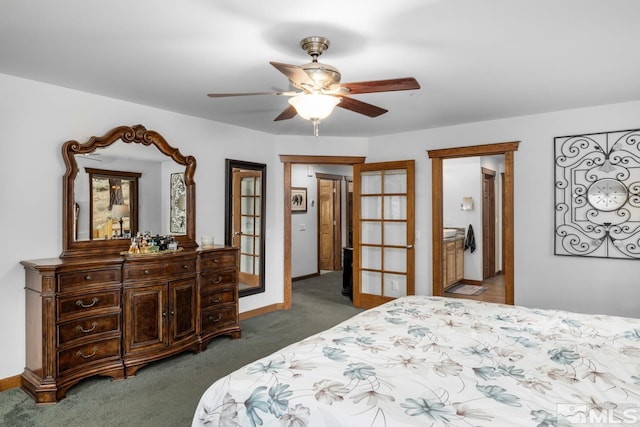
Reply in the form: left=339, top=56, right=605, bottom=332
left=340, top=77, right=420, bottom=95
left=270, top=61, right=317, bottom=88
left=336, top=96, right=388, bottom=118
left=274, top=105, right=298, bottom=121
left=207, top=91, right=296, bottom=98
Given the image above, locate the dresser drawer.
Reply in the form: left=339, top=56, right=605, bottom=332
left=59, top=268, right=121, bottom=291
left=200, top=288, right=235, bottom=309
left=58, top=291, right=120, bottom=319
left=201, top=304, right=237, bottom=332
left=123, top=257, right=197, bottom=281
left=58, top=313, right=121, bottom=345
left=58, top=337, right=121, bottom=375
left=201, top=269, right=237, bottom=292
left=199, top=251, right=237, bottom=272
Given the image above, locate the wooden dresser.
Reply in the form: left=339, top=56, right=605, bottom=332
left=21, top=246, right=240, bottom=404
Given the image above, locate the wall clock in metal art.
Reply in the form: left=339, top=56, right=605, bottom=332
left=554, top=128, right=640, bottom=259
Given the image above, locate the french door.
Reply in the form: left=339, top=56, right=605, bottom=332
left=353, top=160, right=415, bottom=309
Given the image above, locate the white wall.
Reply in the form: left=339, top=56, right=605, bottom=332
left=2, top=70, right=640, bottom=381
left=368, top=100, right=640, bottom=319
left=0, top=74, right=290, bottom=380
left=291, top=164, right=318, bottom=277
left=0, top=73, right=368, bottom=380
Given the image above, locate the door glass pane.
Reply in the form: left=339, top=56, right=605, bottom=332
left=361, top=222, right=382, bottom=245
left=384, top=195, right=407, bottom=220
left=361, top=270, right=382, bottom=294
left=242, top=217, right=254, bottom=234
left=384, top=248, right=407, bottom=272
left=361, top=171, right=381, bottom=194
left=240, top=235, right=254, bottom=253
left=253, top=236, right=260, bottom=260
left=241, top=197, right=254, bottom=215
left=361, top=246, right=381, bottom=270
left=254, top=177, right=261, bottom=196
left=241, top=177, right=255, bottom=195
left=384, top=169, right=407, bottom=193
left=361, top=196, right=381, bottom=219
left=383, top=273, right=406, bottom=298
left=241, top=254, right=254, bottom=274
left=384, top=222, right=406, bottom=246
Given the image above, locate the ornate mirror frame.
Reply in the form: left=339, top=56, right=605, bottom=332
left=61, top=124, right=197, bottom=258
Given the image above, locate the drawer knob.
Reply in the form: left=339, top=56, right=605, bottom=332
left=210, top=275, right=223, bottom=285
left=213, top=259, right=220, bottom=264
left=76, top=297, right=99, bottom=308
left=143, top=270, right=150, bottom=275
left=76, top=322, right=98, bottom=334
left=208, top=314, right=222, bottom=323
left=210, top=296, right=222, bottom=304
left=77, top=347, right=98, bottom=359
left=183, top=264, right=189, bottom=269
left=84, top=275, right=93, bottom=281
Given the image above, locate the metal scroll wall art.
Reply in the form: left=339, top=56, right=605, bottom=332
left=555, top=128, right=640, bottom=259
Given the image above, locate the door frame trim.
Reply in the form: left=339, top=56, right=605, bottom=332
left=481, top=167, right=496, bottom=280
left=280, top=155, right=366, bottom=309
left=427, top=141, right=519, bottom=305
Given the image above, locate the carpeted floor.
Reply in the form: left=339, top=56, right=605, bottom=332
left=0, top=271, right=360, bottom=427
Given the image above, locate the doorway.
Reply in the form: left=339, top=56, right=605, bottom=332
left=281, top=155, right=366, bottom=310
left=428, top=141, right=519, bottom=305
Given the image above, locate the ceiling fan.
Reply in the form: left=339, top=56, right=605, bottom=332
left=207, top=36, right=420, bottom=136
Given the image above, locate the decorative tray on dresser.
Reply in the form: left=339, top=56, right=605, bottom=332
left=21, top=246, right=240, bottom=404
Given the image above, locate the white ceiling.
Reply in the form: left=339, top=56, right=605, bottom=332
left=2, top=0, right=639, bottom=138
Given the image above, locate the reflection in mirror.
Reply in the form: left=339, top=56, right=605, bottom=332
left=86, top=168, right=140, bottom=240
left=62, top=124, right=197, bottom=258
left=225, top=159, right=266, bottom=297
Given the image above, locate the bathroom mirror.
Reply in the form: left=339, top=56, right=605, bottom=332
left=224, top=159, right=266, bottom=297
left=62, top=124, right=197, bottom=258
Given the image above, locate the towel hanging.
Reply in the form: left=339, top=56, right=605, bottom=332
left=464, top=224, right=476, bottom=253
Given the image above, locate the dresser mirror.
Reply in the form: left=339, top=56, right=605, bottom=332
left=62, top=124, right=197, bottom=258
left=225, top=159, right=266, bottom=297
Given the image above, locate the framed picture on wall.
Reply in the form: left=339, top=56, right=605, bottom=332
left=291, top=187, right=307, bottom=213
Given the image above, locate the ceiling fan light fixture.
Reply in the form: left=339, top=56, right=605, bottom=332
left=288, top=93, right=340, bottom=121
left=288, top=93, right=341, bottom=137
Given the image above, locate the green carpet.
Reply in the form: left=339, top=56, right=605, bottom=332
left=0, top=271, right=361, bottom=427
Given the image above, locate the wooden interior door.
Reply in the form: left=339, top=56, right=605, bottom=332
left=353, top=160, right=415, bottom=309
left=318, top=177, right=342, bottom=271
left=232, top=170, right=261, bottom=286
left=482, top=168, right=496, bottom=279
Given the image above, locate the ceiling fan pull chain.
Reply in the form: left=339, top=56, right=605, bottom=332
left=312, top=119, right=320, bottom=137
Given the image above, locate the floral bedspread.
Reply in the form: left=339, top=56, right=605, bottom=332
left=192, top=296, right=640, bottom=426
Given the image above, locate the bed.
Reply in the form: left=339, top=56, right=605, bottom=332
left=192, top=296, right=640, bottom=426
